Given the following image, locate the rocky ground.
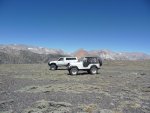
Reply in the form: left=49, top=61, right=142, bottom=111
left=0, top=61, right=150, bottom=113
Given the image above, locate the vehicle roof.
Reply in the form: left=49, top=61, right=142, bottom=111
left=59, top=57, right=78, bottom=58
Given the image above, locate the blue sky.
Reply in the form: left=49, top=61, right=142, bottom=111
left=0, top=0, right=150, bottom=53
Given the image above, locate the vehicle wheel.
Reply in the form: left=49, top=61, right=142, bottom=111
left=50, top=64, right=57, bottom=70
left=69, top=67, right=78, bottom=75
left=90, top=66, right=98, bottom=74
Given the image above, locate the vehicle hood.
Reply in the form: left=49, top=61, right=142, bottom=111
left=49, top=61, right=57, bottom=64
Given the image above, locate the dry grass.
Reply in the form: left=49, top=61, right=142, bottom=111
left=0, top=60, right=150, bottom=113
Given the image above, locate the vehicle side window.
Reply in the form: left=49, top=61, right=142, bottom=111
left=87, top=58, right=97, bottom=63
left=92, top=58, right=97, bottom=63
left=87, top=58, right=92, bottom=63
left=66, top=58, right=76, bottom=60
left=58, top=58, right=64, bottom=61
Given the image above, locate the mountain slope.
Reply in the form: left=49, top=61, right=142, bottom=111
left=0, top=44, right=150, bottom=64
left=0, top=44, right=66, bottom=64
left=0, top=44, right=65, bottom=55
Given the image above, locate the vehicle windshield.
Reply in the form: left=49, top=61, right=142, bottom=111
left=78, top=57, right=84, bottom=62
left=58, top=58, right=64, bottom=61
left=78, top=57, right=88, bottom=62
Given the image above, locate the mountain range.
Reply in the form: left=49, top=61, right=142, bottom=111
left=0, top=44, right=150, bottom=64
left=0, top=44, right=65, bottom=64
left=73, top=49, right=150, bottom=60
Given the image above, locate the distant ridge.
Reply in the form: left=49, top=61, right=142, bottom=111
left=0, top=44, right=150, bottom=64
left=0, top=44, right=66, bottom=64
left=73, top=49, right=150, bottom=60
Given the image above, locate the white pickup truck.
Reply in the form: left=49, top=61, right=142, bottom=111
left=48, top=57, right=78, bottom=70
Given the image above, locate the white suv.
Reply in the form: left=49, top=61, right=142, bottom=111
left=48, top=57, right=78, bottom=70
left=68, top=57, right=102, bottom=75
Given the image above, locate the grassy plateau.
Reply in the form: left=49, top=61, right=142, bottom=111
left=0, top=60, right=150, bottom=113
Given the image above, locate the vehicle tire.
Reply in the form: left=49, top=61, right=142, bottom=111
left=98, top=58, right=102, bottom=66
left=69, top=67, right=78, bottom=75
left=90, top=66, right=98, bottom=74
left=50, top=64, right=57, bottom=70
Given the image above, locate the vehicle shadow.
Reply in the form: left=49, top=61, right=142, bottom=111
left=57, top=69, right=67, bottom=70
left=67, top=72, right=98, bottom=76
left=49, top=68, right=67, bottom=70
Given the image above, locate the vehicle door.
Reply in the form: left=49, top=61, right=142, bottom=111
left=66, top=58, right=76, bottom=63
left=83, top=58, right=90, bottom=67
left=57, top=58, right=64, bottom=66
